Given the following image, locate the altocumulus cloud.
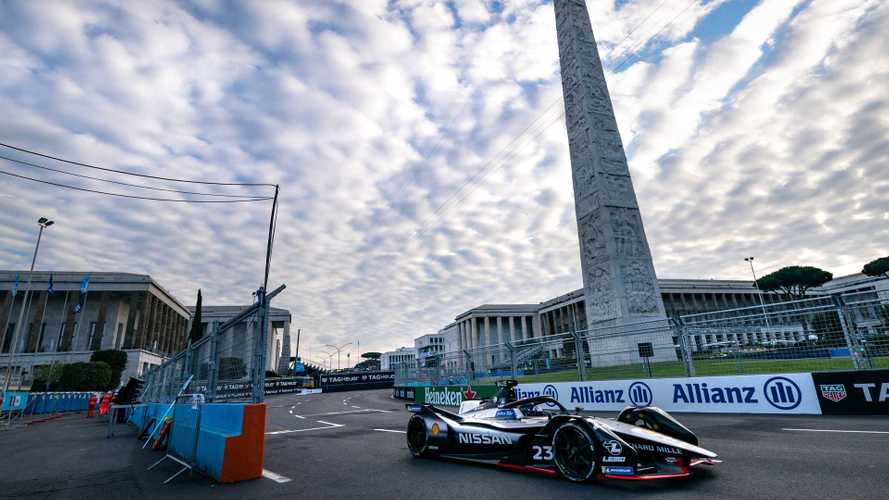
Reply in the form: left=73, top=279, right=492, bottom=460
left=0, top=1, right=886, bottom=358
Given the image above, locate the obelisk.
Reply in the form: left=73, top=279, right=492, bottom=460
left=553, top=0, right=675, bottom=364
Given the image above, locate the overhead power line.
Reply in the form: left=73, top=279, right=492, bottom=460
left=0, top=154, right=268, bottom=199
left=0, top=168, right=274, bottom=203
left=0, top=142, right=277, bottom=187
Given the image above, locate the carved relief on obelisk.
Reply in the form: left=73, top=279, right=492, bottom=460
left=554, top=0, right=674, bottom=363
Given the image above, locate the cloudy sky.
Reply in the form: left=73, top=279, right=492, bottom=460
left=1, top=0, right=886, bottom=362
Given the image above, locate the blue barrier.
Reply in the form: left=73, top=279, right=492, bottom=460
left=1, top=391, right=30, bottom=412
left=129, top=402, right=265, bottom=482
left=24, top=392, right=95, bottom=414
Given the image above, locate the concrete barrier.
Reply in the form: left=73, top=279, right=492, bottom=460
left=131, top=402, right=266, bottom=483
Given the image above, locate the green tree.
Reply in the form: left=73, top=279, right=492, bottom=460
left=361, top=352, right=382, bottom=360
left=189, top=289, right=203, bottom=343
left=57, top=361, right=112, bottom=391
left=862, top=256, right=889, bottom=278
left=755, top=266, right=833, bottom=299
left=90, top=349, right=128, bottom=389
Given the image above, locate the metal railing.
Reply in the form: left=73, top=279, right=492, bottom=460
left=141, top=284, right=285, bottom=404
left=395, top=291, right=889, bottom=386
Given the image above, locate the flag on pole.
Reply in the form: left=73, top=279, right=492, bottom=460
left=47, top=274, right=54, bottom=295
left=73, top=274, right=89, bottom=313
left=10, top=273, right=20, bottom=298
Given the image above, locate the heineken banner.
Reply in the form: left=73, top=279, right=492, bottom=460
left=320, top=371, right=395, bottom=393
left=812, top=369, right=889, bottom=415
left=421, top=385, right=497, bottom=406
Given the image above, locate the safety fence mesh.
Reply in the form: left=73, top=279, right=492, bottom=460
left=395, top=291, right=889, bottom=386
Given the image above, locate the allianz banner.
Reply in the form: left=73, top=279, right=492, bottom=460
left=812, top=369, right=889, bottom=415
left=516, top=372, right=821, bottom=414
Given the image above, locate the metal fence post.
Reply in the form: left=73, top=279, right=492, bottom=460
left=252, top=288, right=269, bottom=404
left=570, top=329, right=586, bottom=382
left=674, top=318, right=695, bottom=377
left=207, top=323, right=220, bottom=402
left=463, top=349, right=473, bottom=382
left=505, top=342, right=517, bottom=379
left=832, top=295, right=866, bottom=370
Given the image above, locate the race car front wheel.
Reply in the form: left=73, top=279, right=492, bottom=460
left=407, top=416, right=429, bottom=457
left=552, top=421, right=597, bottom=482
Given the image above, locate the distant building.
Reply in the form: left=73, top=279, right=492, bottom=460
left=0, top=270, right=294, bottom=389
left=187, top=305, right=292, bottom=373
left=414, top=332, right=445, bottom=368
left=403, top=274, right=889, bottom=369
left=380, top=346, right=417, bottom=370
left=0, top=271, right=190, bottom=387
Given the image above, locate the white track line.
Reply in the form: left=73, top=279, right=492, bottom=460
left=266, top=421, right=344, bottom=435
left=300, top=408, right=390, bottom=417
left=293, top=414, right=305, bottom=419
left=783, top=428, right=889, bottom=435
left=351, top=405, right=361, bottom=409
left=373, top=428, right=406, bottom=434
left=262, top=469, right=292, bottom=483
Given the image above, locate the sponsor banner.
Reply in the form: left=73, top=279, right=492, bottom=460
left=516, top=373, right=821, bottom=414
left=0, top=391, right=29, bottom=412
left=195, top=377, right=313, bottom=400
left=422, top=385, right=497, bottom=406
left=320, top=371, right=395, bottom=393
left=393, top=386, right=417, bottom=400
left=812, top=369, right=889, bottom=415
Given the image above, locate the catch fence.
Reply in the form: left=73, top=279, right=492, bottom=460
left=395, top=291, right=889, bottom=386
left=141, top=285, right=285, bottom=404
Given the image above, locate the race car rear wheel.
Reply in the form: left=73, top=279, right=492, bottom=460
left=406, top=416, right=429, bottom=457
left=552, top=421, right=597, bottom=482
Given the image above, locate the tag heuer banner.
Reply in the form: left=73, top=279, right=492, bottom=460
left=812, top=369, right=889, bottom=415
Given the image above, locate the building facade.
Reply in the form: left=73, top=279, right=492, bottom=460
left=414, top=332, right=445, bottom=368
left=188, top=305, right=292, bottom=373
left=0, top=271, right=190, bottom=387
left=380, top=346, right=417, bottom=370
left=393, top=276, right=889, bottom=371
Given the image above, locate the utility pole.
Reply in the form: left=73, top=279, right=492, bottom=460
left=4, top=217, right=53, bottom=402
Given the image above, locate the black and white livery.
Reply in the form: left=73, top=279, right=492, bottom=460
left=406, top=380, right=718, bottom=482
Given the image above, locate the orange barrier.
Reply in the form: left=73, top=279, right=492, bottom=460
left=98, top=393, right=111, bottom=416
left=86, top=394, right=98, bottom=417
left=220, top=403, right=266, bottom=483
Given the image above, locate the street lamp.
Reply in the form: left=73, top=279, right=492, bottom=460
left=744, top=257, right=773, bottom=339
left=324, top=342, right=351, bottom=371
left=3, top=217, right=55, bottom=410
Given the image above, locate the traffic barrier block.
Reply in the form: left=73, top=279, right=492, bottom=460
left=132, top=402, right=266, bottom=483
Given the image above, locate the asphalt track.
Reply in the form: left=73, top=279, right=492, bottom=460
left=254, top=389, right=889, bottom=499
left=1, top=388, right=886, bottom=499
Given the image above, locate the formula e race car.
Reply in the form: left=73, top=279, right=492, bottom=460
left=405, top=380, right=718, bottom=482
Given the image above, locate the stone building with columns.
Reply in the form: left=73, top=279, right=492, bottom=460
left=0, top=271, right=190, bottom=387
left=0, top=270, right=294, bottom=389
left=425, top=278, right=818, bottom=371
left=188, top=305, right=292, bottom=374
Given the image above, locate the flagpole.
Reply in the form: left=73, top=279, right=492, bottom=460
left=71, top=275, right=89, bottom=351
left=57, top=290, right=69, bottom=351
left=0, top=275, right=19, bottom=355
left=35, top=292, right=49, bottom=353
